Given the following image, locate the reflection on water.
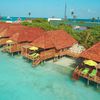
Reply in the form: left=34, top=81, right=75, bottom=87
left=0, top=51, right=100, bottom=100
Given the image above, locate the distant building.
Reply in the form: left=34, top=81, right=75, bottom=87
left=48, top=18, right=62, bottom=22
left=73, top=26, right=87, bottom=30
left=6, top=21, right=13, bottom=23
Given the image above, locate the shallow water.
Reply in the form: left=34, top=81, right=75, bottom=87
left=0, top=51, right=100, bottom=100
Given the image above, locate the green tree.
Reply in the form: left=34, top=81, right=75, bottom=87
left=91, top=17, right=96, bottom=22
left=28, top=12, right=31, bottom=17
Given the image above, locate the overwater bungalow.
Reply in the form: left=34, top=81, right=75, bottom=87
left=0, top=24, right=27, bottom=46
left=47, top=30, right=84, bottom=58
left=73, top=42, right=100, bottom=86
left=21, top=30, right=82, bottom=66
left=3, top=27, right=45, bottom=54
left=21, top=33, right=55, bottom=63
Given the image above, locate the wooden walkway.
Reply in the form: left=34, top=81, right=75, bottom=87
left=0, top=38, right=9, bottom=46
left=22, top=48, right=81, bottom=66
left=4, top=43, right=29, bottom=53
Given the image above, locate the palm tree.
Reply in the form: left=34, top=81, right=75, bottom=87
left=91, top=17, right=96, bottom=22
left=97, top=17, right=100, bottom=23
left=71, top=11, right=77, bottom=21
left=28, top=12, right=31, bottom=17
left=71, top=11, right=74, bottom=17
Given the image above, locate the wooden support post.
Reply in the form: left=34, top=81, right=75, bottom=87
left=96, top=84, right=99, bottom=89
left=53, top=57, right=55, bottom=62
left=27, top=58, right=30, bottom=62
left=12, top=53, right=13, bottom=56
left=32, top=61, right=35, bottom=67
left=18, top=52, right=20, bottom=55
left=87, top=79, right=89, bottom=85
left=55, top=57, right=58, bottom=62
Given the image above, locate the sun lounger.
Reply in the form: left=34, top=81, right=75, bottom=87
left=82, top=68, right=89, bottom=75
left=29, top=53, right=37, bottom=57
left=89, top=69, right=97, bottom=77
left=29, top=53, right=39, bottom=59
left=33, top=53, right=39, bottom=58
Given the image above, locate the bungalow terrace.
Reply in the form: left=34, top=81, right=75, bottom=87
left=73, top=42, right=100, bottom=87
left=47, top=30, right=84, bottom=58
left=3, top=27, right=45, bottom=54
left=21, top=30, right=83, bottom=66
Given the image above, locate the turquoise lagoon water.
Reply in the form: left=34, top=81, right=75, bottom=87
left=0, top=51, right=100, bottom=100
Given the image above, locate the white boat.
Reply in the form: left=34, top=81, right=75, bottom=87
left=7, top=16, right=11, bottom=20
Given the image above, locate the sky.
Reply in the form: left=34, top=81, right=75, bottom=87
left=0, top=0, right=100, bottom=19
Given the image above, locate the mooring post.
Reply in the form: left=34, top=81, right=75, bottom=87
left=97, top=84, right=99, bottom=89
left=18, top=51, right=20, bottom=55
left=12, top=53, right=13, bottom=56
left=87, top=79, right=89, bottom=85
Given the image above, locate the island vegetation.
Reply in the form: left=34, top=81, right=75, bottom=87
left=21, top=18, right=100, bottom=48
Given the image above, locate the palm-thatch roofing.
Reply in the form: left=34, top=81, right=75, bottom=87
left=0, top=25, right=27, bottom=37
left=31, top=30, right=77, bottom=50
left=24, top=27, right=45, bottom=42
left=80, top=42, right=100, bottom=62
left=10, top=27, right=45, bottom=43
left=47, top=30, right=77, bottom=50
left=31, top=33, right=54, bottom=49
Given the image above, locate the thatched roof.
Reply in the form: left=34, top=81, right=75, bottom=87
left=48, top=30, right=77, bottom=50
left=25, top=27, right=45, bottom=42
left=0, top=24, right=9, bottom=33
left=10, top=27, right=45, bottom=43
left=31, top=30, right=77, bottom=50
left=31, top=33, right=54, bottom=49
left=80, top=42, right=100, bottom=62
left=0, top=25, right=27, bottom=37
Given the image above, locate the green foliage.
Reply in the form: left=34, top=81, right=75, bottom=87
left=21, top=22, right=31, bottom=26
left=21, top=18, right=58, bottom=30
left=32, top=18, right=48, bottom=23
left=21, top=18, right=100, bottom=48
left=77, top=29, right=100, bottom=48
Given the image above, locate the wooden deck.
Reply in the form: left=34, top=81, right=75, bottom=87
left=4, top=43, right=29, bottom=53
left=22, top=48, right=81, bottom=66
left=21, top=43, right=82, bottom=67
left=40, top=49, right=56, bottom=60
left=0, top=38, right=9, bottom=46
left=73, top=67, right=100, bottom=84
left=32, top=49, right=57, bottom=65
left=22, top=49, right=56, bottom=61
